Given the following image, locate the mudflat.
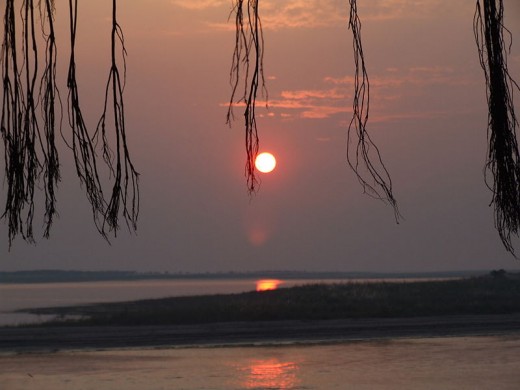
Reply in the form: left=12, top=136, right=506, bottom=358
left=2, top=314, right=520, bottom=353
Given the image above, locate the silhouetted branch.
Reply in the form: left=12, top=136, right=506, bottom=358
left=474, top=0, right=520, bottom=256
left=1, top=0, right=28, bottom=246
left=2, top=0, right=140, bottom=246
left=97, top=0, right=139, bottom=235
left=347, top=0, right=400, bottom=220
left=67, top=0, right=106, bottom=236
left=227, top=0, right=267, bottom=194
left=40, top=0, right=61, bottom=238
left=0, top=0, right=48, bottom=245
left=21, top=0, right=42, bottom=243
left=1, top=0, right=63, bottom=246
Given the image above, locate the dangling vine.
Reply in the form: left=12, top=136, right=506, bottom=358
left=347, top=0, right=400, bottom=220
left=96, top=0, right=139, bottom=235
left=21, top=0, right=41, bottom=242
left=1, top=0, right=27, bottom=245
left=474, top=0, right=520, bottom=256
left=40, top=0, right=61, bottom=238
left=67, top=0, right=106, bottom=236
left=227, top=0, right=267, bottom=194
left=1, top=0, right=139, bottom=246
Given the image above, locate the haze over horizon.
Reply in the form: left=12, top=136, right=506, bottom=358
left=2, top=0, right=520, bottom=274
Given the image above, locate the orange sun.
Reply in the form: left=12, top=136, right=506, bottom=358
left=255, top=152, right=277, bottom=173
left=256, top=279, right=282, bottom=291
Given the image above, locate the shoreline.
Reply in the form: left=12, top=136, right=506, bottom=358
left=2, top=313, right=520, bottom=353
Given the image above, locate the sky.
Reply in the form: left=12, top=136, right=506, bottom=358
left=2, top=0, right=520, bottom=273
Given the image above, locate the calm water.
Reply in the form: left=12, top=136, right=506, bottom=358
left=1, top=336, right=519, bottom=389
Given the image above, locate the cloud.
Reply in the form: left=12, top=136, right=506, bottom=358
left=175, top=0, right=472, bottom=32
left=280, top=89, right=346, bottom=100
left=369, top=110, right=449, bottom=123
left=171, top=0, right=227, bottom=10
left=224, top=90, right=349, bottom=120
left=196, top=0, right=348, bottom=31
left=260, top=0, right=347, bottom=30
left=325, top=66, right=472, bottom=89
left=353, top=0, right=474, bottom=21
left=224, top=64, right=475, bottom=123
left=300, top=106, right=349, bottom=119
left=266, top=86, right=349, bottom=119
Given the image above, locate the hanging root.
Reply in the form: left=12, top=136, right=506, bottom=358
left=1, top=0, right=28, bottom=246
left=474, top=0, right=520, bottom=256
left=1, top=0, right=62, bottom=245
left=227, top=0, right=267, bottom=194
left=1, top=0, right=139, bottom=246
left=97, top=0, right=139, bottom=235
left=347, top=0, right=400, bottom=220
left=1, top=0, right=45, bottom=245
left=67, top=0, right=106, bottom=236
left=40, top=0, right=61, bottom=238
left=68, top=0, right=139, bottom=239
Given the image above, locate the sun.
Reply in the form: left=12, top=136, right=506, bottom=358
left=256, top=279, right=282, bottom=291
left=255, top=152, right=277, bottom=173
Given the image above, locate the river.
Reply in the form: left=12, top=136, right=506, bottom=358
left=1, top=335, right=519, bottom=389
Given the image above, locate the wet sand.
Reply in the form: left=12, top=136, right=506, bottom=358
left=2, top=313, right=520, bottom=353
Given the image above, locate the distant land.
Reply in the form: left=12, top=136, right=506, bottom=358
left=4, top=274, right=520, bottom=352
left=15, top=273, right=520, bottom=327
left=0, top=269, right=496, bottom=284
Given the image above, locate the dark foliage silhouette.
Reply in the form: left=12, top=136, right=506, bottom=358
left=474, top=0, right=520, bottom=256
left=1, top=0, right=138, bottom=246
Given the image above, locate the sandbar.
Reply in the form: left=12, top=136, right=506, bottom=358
left=2, top=313, right=520, bottom=353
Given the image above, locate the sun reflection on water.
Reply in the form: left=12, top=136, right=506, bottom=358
left=241, top=358, right=300, bottom=389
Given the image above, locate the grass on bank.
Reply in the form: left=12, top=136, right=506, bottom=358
left=20, top=273, right=520, bottom=327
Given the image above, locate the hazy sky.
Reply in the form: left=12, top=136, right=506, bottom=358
left=2, top=0, right=520, bottom=273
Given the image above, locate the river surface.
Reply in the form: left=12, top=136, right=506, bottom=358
left=1, top=335, right=519, bottom=389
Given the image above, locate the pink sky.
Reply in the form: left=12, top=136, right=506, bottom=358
left=2, top=0, right=520, bottom=273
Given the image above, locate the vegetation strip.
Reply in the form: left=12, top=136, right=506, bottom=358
left=17, top=275, right=520, bottom=327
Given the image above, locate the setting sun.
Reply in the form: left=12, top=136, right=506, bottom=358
left=255, top=152, right=277, bottom=173
left=256, top=279, right=282, bottom=291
